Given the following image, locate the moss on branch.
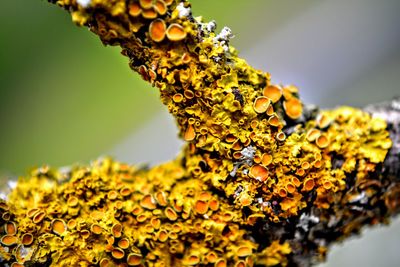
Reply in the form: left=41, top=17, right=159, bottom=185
left=0, top=1, right=399, bottom=266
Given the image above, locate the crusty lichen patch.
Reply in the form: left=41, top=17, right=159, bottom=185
left=0, top=158, right=263, bottom=266
left=0, top=0, right=395, bottom=266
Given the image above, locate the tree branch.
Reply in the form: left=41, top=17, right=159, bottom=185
left=0, top=1, right=398, bottom=266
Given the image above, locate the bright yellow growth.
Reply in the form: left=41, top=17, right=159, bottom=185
left=0, top=0, right=393, bottom=266
left=0, top=159, right=261, bottom=265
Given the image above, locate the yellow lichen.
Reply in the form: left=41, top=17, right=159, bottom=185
left=261, top=241, right=292, bottom=266
left=0, top=0, right=395, bottom=266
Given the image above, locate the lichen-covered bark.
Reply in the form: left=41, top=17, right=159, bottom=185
left=0, top=1, right=399, bottom=266
left=365, top=97, right=400, bottom=181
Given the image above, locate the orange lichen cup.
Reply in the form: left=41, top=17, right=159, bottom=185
left=166, top=23, right=187, bottom=41
left=90, top=224, right=102, bottom=235
left=118, top=238, right=130, bottom=249
left=139, top=0, right=153, bottom=9
left=165, top=207, right=178, bottom=221
left=149, top=19, right=166, bottom=42
left=286, top=182, right=296, bottom=194
left=215, top=259, right=227, bottom=267
left=306, top=128, right=320, bottom=142
left=316, top=133, right=330, bottom=149
left=172, top=93, right=184, bottom=103
left=249, top=165, right=269, bottom=182
left=33, top=211, right=46, bottom=224
left=186, top=255, right=200, bottom=265
left=284, top=98, right=303, bottom=120
left=253, top=96, right=271, bottom=113
left=262, top=153, right=273, bottom=166
left=5, top=222, right=17, bottom=235
left=184, top=125, right=196, bottom=141
left=303, top=178, right=315, bottom=191
left=263, top=84, right=282, bottom=103
left=194, top=200, right=209, bottom=214
left=111, top=248, right=125, bottom=260
left=268, top=114, right=281, bottom=127
left=21, top=233, right=33, bottom=246
left=128, top=2, right=142, bottom=17
left=142, top=8, right=158, bottom=19
left=127, top=253, right=143, bottom=265
left=237, top=245, right=252, bottom=257
left=1, top=235, right=18, bottom=246
left=316, top=113, right=332, bottom=129
left=276, top=131, right=286, bottom=142
left=140, top=194, right=157, bottom=210
left=154, top=0, right=167, bottom=15
left=51, top=219, right=66, bottom=235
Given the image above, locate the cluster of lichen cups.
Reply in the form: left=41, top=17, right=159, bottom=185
left=0, top=0, right=393, bottom=266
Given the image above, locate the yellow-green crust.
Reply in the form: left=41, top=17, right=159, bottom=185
left=0, top=1, right=394, bottom=266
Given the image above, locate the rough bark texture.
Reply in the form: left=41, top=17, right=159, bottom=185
left=366, top=97, right=400, bottom=180
left=0, top=1, right=399, bottom=267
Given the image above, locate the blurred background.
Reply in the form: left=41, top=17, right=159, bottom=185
left=0, top=0, right=399, bottom=266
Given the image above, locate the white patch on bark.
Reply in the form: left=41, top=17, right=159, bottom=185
left=177, top=2, right=191, bottom=18
left=77, top=0, right=91, bottom=8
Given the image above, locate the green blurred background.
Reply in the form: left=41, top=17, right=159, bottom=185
left=1, top=1, right=400, bottom=266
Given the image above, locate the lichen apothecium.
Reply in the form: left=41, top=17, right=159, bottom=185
left=0, top=0, right=397, bottom=266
